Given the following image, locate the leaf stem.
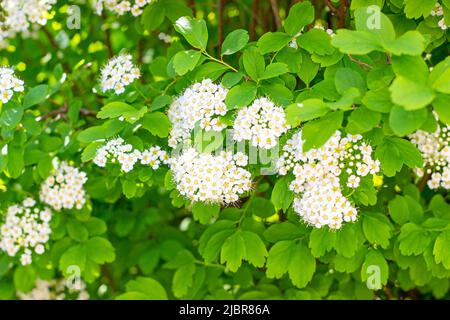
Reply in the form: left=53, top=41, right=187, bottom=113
left=202, top=51, right=239, bottom=72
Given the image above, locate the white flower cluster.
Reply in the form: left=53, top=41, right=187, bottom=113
left=0, top=0, right=56, bottom=48
left=18, top=279, right=89, bottom=300
left=233, top=97, right=290, bottom=149
left=93, top=0, right=153, bottom=17
left=0, top=67, right=24, bottom=103
left=278, top=131, right=380, bottom=229
left=158, top=32, right=172, bottom=44
left=0, top=198, right=52, bottom=265
left=410, top=123, right=450, bottom=189
left=170, top=148, right=252, bottom=204
left=100, top=53, right=140, bottom=95
left=430, top=3, right=448, bottom=30
left=39, top=161, right=88, bottom=211
left=94, top=137, right=169, bottom=172
left=168, top=79, right=228, bottom=148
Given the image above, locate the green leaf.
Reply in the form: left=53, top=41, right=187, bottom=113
left=7, top=145, right=24, bottom=178
left=346, top=106, right=381, bottom=134
left=284, top=1, right=315, bottom=36
left=141, top=112, right=171, bottom=138
left=361, top=250, right=389, bottom=290
left=243, top=47, right=265, bottom=81
left=117, top=277, right=168, bottom=300
left=298, top=52, right=319, bottom=85
left=257, top=32, right=292, bottom=55
left=354, top=6, right=395, bottom=43
left=220, top=230, right=267, bottom=272
left=60, top=244, right=87, bottom=275
left=260, top=63, right=289, bottom=80
left=383, top=31, right=426, bottom=56
left=309, top=228, right=336, bottom=257
left=433, top=230, right=450, bottom=269
left=297, top=29, right=334, bottom=55
left=271, top=176, right=294, bottom=211
left=14, top=265, right=37, bottom=293
left=67, top=220, right=89, bottom=242
left=249, top=197, right=276, bottom=218
left=362, top=88, right=394, bottom=113
left=332, top=30, right=381, bottom=54
left=266, top=240, right=315, bottom=288
left=221, top=29, right=249, bottom=55
left=23, top=85, right=49, bottom=109
left=222, top=72, right=244, bottom=88
left=172, top=50, right=201, bottom=75
left=285, top=99, right=329, bottom=127
left=388, top=195, right=410, bottom=225
left=174, top=16, right=208, bottom=50
left=192, top=202, right=220, bottom=224
left=375, top=137, right=423, bottom=177
left=391, top=55, right=429, bottom=82
left=141, top=2, right=165, bottom=31
left=389, top=106, right=427, bottom=136
left=302, top=111, right=343, bottom=151
left=398, top=223, right=431, bottom=256
left=263, top=222, right=305, bottom=243
left=404, top=0, right=436, bottom=18
left=85, top=237, right=116, bottom=264
left=335, top=68, right=366, bottom=96
left=430, top=62, right=450, bottom=94
left=433, top=94, right=450, bottom=125
left=390, top=76, right=435, bottom=110
left=362, top=213, right=393, bottom=249
left=225, top=82, right=257, bottom=109
left=151, top=95, right=172, bottom=111
left=97, top=102, right=136, bottom=119
left=335, top=225, right=358, bottom=258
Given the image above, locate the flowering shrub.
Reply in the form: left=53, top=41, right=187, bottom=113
left=0, top=0, right=449, bottom=301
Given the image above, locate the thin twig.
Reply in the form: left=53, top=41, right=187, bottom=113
left=269, top=0, right=282, bottom=29
left=417, top=171, right=431, bottom=192
left=250, top=0, right=260, bottom=40
left=217, top=0, right=225, bottom=51
left=348, top=55, right=373, bottom=70
left=42, top=26, right=58, bottom=50
left=102, top=13, right=114, bottom=58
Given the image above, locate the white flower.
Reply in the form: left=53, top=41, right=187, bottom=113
left=39, top=160, right=88, bottom=211
left=170, top=148, right=252, bottom=204
left=0, top=0, right=56, bottom=48
left=92, top=0, right=153, bottom=16
left=158, top=32, right=172, bottom=44
left=168, top=79, right=229, bottom=148
left=430, top=3, right=444, bottom=17
left=99, top=53, right=140, bottom=95
left=0, top=199, right=52, bottom=265
left=278, top=130, right=380, bottom=229
left=94, top=138, right=169, bottom=173
left=410, top=117, right=450, bottom=190
left=0, top=67, right=24, bottom=103
left=233, top=97, right=290, bottom=149
left=438, top=18, right=448, bottom=30
left=17, top=278, right=90, bottom=300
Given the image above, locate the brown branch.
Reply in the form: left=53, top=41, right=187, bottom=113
left=101, top=265, right=118, bottom=294
left=348, top=55, right=373, bottom=70
left=250, top=0, right=260, bottom=40
left=42, top=26, right=58, bottom=50
left=418, top=171, right=431, bottom=192
left=102, top=13, right=114, bottom=58
left=217, top=0, right=225, bottom=51
left=325, top=0, right=349, bottom=28
left=269, top=0, right=282, bottom=29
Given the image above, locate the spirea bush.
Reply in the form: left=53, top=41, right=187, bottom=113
left=0, top=0, right=449, bottom=300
